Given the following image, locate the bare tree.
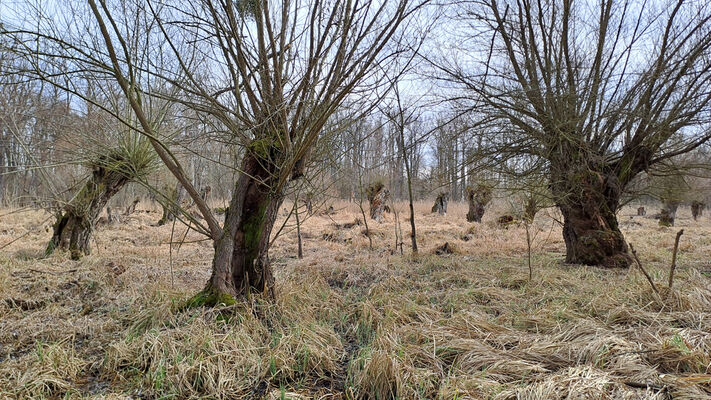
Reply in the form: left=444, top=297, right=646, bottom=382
left=3, top=0, right=428, bottom=302
left=46, top=137, right=157, bottom=259
left=435, top=0, right=711, bottom=267
left=384, top=84, right=419, bottom=253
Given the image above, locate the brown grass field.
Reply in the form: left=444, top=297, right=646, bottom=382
left=1, top=199, right=711, bottom=399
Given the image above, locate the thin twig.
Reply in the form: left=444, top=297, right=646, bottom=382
left=525, top=222, right=533, bottom=281
left=623, top=381, right=666, bottom=392
left=295, top=193, right=303, bottom=259
left=668, top=229, right=684, bottom=289
left=169, top=214, right=177, bottom=289
left=28, top=268, right=77, bottom=275
left=628, top=243, right=660, bottom=295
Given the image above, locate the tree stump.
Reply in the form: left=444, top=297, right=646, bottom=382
left=637, top=206, right=646, bottom=216
left=200, top=186, right=212, bottom=201
left=497, top=214, right=517, bottom=228
left=659, top=201, right=679, bottom=227
left=465, top=184, right=492, bottom=223
left=107, top=206, right=120, bottom=225
left=431, top=192, right=449, bottom=215
left=124, top=197, right=140, bottom=216
left=158, top=184, right=182, bottom=226
left=691, top=201, right=705, bottom=221
left=434, top=242, right=457, bottom=255
left=366, top=181, right=390, bottom=223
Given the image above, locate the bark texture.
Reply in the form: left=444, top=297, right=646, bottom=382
left=124, top=198, right=139, bottom=216
left=431, top=193, right=449, bottom=216
left=553, top=167, right=631, bottom=268
left=192, top=152, right=282, bottom=304
left=46, top=159, right=130, bottom=259
left=466, top=185, right=492, bottom=223
left=157, top=184, right=181, bottom=226
left=691, top=201, right=704, bottom=221
left=523, top=195, right=542, bottom=223
left=305, top=192, right=314, bottom=215
left=659, top=201, right=679, bottom=227
left=366, top=182, right=390, bottom=223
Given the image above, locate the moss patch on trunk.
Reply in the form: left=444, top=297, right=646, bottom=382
left=182, top=287, right=237, bottom=309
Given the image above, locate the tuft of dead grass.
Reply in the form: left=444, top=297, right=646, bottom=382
left=1, top=202, right=710, bottom=398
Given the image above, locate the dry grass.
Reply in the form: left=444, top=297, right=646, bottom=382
left=1, top=200, right=710, bottom=399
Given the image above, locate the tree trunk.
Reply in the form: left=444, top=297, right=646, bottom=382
left=46, top=163, right=130, bottom=259
left=0, top=150, right=5, bottom=206
left=465, top=185, right=492, bottom=223
left=366, top=182, right=390, bottom=223
left=553, top=168, right=631, bottom=268
left=431, top=192, right=449, bottom=216
left=691, top=201, right=704, bottom=221
left=523, top=195, right=540, bottom=223
left=124, top=198, right=140, bottom=216
left=403, top=152, right=417, bottom=253
left=296, top=194, right=304, bottom=259
left=191, top=153, right=282, bottom=305
left=659, top=201, right=679, bottom=227
left=305, top=192, right=313, bottom=216
left=158, top=184, right=180, bottom=226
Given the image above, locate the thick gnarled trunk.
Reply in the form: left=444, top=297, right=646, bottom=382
left=465, top=185, right=492, bottom=223
left=553, top=167, right=631, bottom=268
left=157, top=184, right=181, bottom=226
left=46, top=164, right=129, bottom=259
left=192, top=153, right=282, bottom=305
left=366, top=182, right=390, bottom=223
left=691, top=201, right=705, bottom=221
left=431, top=192, right=449, bottom=216
left=659, top=201, right=679, bottom=227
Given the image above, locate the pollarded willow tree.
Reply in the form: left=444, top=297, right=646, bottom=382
left=3, top=0, right=428, bottom=302
left=436, top=0, right=711, bottom=267
left=46, top=135, right=158, bottom=259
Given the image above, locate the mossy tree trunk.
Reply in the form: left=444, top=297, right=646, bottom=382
left=46, top=163, right=130, bottom=259
left=193, top=152, right=282, bottom=304
left=552, top=165, right=631, bottom=268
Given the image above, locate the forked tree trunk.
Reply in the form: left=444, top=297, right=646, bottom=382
left=191, top=153, right=282, bottom=305
left=46, top=163, right=130, bottom=259
left=523, top=195, right=541, bottom=223
left=553, top=167, right=631, bottom=268
left=431, top=193, right=449, bottom=216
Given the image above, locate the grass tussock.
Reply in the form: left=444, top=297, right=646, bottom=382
left=1, top=201, right=711, bottom=398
